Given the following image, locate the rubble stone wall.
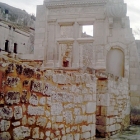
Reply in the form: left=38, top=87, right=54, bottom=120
left=96, top=75, right=130, bottom=137
left=0, top=56, right=96, bottom=140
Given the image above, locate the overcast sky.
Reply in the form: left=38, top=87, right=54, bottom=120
left=0, top=0, right=139, bottom=35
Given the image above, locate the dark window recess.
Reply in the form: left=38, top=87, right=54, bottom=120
left=14, top=43, right=17, bottom=53
left=5, top=40, right=9, bottom=52
left=63, top=60, right=69, bottom=67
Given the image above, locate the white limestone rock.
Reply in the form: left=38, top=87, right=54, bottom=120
left=0, top=120, right=10, bottom=131
left=86, top=102, right=96, bottom=113
left=0, top=132, right=11, bottom=140
left=14, top=106, right=22, bottom=120
left=13, top=126, right=31, bottom=140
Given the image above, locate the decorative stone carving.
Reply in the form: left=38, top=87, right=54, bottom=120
left=29, top=93, right=38, bottom=105
left=31, top=80, right=43, bottom=93
left=60, top=26, right=73, bottom=38
left=0, top=132, right=11, bottom=140
left=13, top=126, right=31, bottom=140
left=106, top=1, right=127, bottom=19
left=0, top=120, right=10, bottom=131
left=80, top=43, right=94, bottom=68
left=14, top=106, right=22, bottom=120
left=27, top=105, right=45, bottom=115
left=5, top=92, right=20, bottom=105
left=36, top=117, right=47, bottom=127
left=0, top=106, right=13, bottom=119
left=6, top=76, right=20, bottom=87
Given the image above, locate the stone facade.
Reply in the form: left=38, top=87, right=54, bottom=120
left=33, top=0, right=140, bottom=137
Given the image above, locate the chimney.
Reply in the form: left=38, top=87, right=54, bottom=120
left=5, top=9, right=9, bottom=21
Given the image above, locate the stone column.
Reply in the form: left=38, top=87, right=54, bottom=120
left=72, top=22, right=79, bottom=68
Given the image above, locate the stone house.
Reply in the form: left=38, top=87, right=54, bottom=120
left=0, top=19, right=34, bottom=55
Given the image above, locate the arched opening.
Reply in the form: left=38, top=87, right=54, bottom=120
left=5, top=40, right=9, bottom=52
left=14, top=43, right=17, bottom=53
left=106, top=48, right=124, bottom=77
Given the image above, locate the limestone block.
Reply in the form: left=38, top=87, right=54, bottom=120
left=74, top=95, right=83, bottom=103
left=63, top=111, right=73, bottom=124
left=46, top=110, right=50, bottom=117
left=86, top=102, right=96, bottom=113
left=36, top=117, right=47, bottom=127
left=82, top=125, right=91, bottom=132
left=74, top=108, right=81, bottom=115
left=90, top=124, right=95, bottom=137
left=29, top=93, right=38, bottom=105
left=66, top=127, right=70, bottom=133
left=71, top=126, right=77, bottom=132
left=46, top=138, right=50, bottom=140
left=46, top=131, right=51, bottom=137
left=82, top=132, right=91, bottom=139
left=46, top=121, right=51, bottom=129
left=39, top=97, right=46, bottom=105
left=56, top=116, right=63, bottom=123
left=40, top=132, right=44, bottom=139
left=12, top=121, right=20, bottom=127
left=28, top=105, right=45, bottom=115
left=59, top=124, right=64, bottom=129
left=0, top=120, right=10, bottom=131
left=0, top=132, right=11, bottom=140
left=66, top=134, right=73, bottom=139
left=74, top=133, right=80, bottom=140
left=55, top=131, right=60, bottom=136
left=87, top=115, right=93, bottom=123
left=32, top=127, right=39, bottom=139
left=62, top=135, right=66, bottom=140
left=84, top=94, right=92, bottom=102
left=13, top=126, right=31, bottom=140
left=5, top=92, right=20, bottom=105
left=97, top=94, right=110, bottom=106
left=51, top=103, right=63, bottom=116
left=61, top=129, right=65, bottom=135
left=14, top=106, right=22, bottom=120
left=22, top=115, right=27, bottom=125
left=75, top=116, right=83, bottom=124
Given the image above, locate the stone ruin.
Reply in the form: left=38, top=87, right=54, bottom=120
left=0, top=0, right=140, bottom=139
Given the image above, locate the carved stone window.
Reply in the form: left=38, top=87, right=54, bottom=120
left=60, top=25, right=73, bottom=38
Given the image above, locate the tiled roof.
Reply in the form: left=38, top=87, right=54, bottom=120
left=0, top=19, right=34, bottom=34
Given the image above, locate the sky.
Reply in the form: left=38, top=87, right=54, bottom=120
left=0, top=0, right=140, bottom=37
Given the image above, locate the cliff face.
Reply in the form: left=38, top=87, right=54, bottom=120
left=0, top=2, right=35, bottom=27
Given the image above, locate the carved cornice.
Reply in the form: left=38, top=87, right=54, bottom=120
left=44, top=0, right=107, bottom=8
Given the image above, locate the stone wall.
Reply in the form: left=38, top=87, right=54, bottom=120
left=96, top=73, right=130, bottom=137
left=0, top=55, right=96, bottom=140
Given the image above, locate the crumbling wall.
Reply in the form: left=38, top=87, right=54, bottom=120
left=129, top=42, right=140, bottom=124
left=0, top=55, right=96, bottom=140
left=96, top=73, right=130, bottom=138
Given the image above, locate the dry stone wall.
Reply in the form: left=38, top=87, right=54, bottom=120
left=96, top=73, right=130, bottom=137
left=0, top=55, right=96, bottom=140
